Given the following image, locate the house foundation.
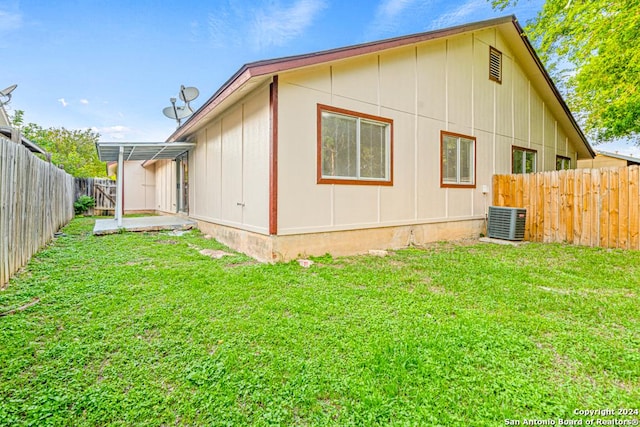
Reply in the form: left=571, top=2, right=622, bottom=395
left=195, top=218, right=486, bottom=262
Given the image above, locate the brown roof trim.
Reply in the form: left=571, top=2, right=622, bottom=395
left=510, top=19, right=595, bottom=158
left=168, top=14, right=594, bottom=159
left=243, top=15, right=515, bottom=76
left=167, top=69, right=253, bottom=142
left=168, top=15, right=517, bottom=142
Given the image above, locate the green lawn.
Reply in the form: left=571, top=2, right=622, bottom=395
left=0, top=217, right=638, bottom=426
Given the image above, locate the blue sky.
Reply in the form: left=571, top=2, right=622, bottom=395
left=1, top=0, right=635, bottom=155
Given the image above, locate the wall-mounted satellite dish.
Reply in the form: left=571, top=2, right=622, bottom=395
left=0, top=84, right=17, bottom=106
left=163, top=85, right=199, bottom=127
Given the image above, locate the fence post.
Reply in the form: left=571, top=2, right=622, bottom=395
left=491, top=166, right=638, bottom=250
left=0, top=137, right=75, bottom=288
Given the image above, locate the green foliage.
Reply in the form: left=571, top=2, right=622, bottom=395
left=73, top=195, right=96, bottom=215
left=9, top=109, right=24, bottom=128
left=493, top=0, right=640, bottom=143
left=10, top=110, right=106, bottom=178
left=0, top=218, right=638, bottom=425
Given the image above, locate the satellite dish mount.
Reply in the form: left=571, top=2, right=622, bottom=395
left=0, top=84, right=17, bottom=106
left=163, top=85, right=199, bottom=127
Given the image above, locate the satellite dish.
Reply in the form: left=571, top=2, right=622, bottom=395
left=162, top=105, right=194, bottom=120
left=162, top=87, right=198, bottom=127
left=0, top=84, right=17, bottom=105
left=162, top=85, right=200, bottom=126
left=179, top=85, right=199, bottom=103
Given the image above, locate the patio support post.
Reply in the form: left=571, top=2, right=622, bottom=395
left=116, top=145, right=124, bottom=227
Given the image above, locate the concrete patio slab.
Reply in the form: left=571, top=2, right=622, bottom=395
left=93, top=216, right=197, bottom=235
left=479, top=237, right=529, bottom=246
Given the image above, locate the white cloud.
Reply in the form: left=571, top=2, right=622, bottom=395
left=250, top=0, right=327, bottom=49
left=429, top=0, right=486, bottom=30
left=207, top=0, right=327, bottom=51
left=378, top=0, right=416, bottom=19
left=0, top=8, right=22, bottom=32
left=92, top=125, right=131, bottom=140
left=80, top=99, right=89, bottom=105
left=208, top=6, right=237, bottom=48
left=57, top=98, right=68, bottom=107
left=366, top=0, right=431, bottom=39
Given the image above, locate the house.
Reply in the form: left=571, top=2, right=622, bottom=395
left=1, top=93, right=50, bottom=158
left=0, top=127, right=49, bottom=158
left=106, top=160, right=156, bottom=214
left=0, top=104, right=9, bottom=127
left=577, top=150, right=640, bottom=169
left=149, top=15, right=594, bottom=261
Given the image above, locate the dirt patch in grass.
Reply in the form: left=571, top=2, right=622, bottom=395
left=155, top=239, right=178, bottom=245
left=199, top=249, right=233, bottom=259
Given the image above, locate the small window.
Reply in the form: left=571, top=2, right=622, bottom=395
left=441, top=131, right=476, bottom=187
left=489, top=46, right=502, bottom=83
left=318, top=104, right=393, bottom=185
left=512, top=146, right=537, bottom=174
left=556, top=155, right=571, bottom=170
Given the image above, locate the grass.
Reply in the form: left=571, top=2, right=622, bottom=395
left=0, top=217, right=639, bottom=426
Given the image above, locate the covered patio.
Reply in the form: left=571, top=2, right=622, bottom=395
left=93, top=141, right=196, bottom=235
left=93, top=215, right=196, bottom=235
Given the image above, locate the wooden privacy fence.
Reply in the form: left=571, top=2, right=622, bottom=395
left=493, top=166, right=640, bottom=250
left=74, top=177, right=115, bottom=215
left=0, top=136, right=75, bottom=288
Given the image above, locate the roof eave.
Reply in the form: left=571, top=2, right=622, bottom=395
left=167, top=15, right=518, bottom=143
left=510, top=19, right=595, bottom=159
left=167, top=15, right=595, bottom=160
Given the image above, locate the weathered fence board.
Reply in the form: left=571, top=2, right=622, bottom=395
left=0, top=137, right=74, bottom=288
left=74, top=178, right=115, bottom=215
left=493, top=165, right=640, bottom=250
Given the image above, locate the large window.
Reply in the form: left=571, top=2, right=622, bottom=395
left=441, top=131, right=476, bottom=187
left=512, top=146, right=537, bottom=174
left=318, top=104, right=393, bottom=185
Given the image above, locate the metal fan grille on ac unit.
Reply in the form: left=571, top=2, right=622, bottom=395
left=487, top=206, right=526, bottom=241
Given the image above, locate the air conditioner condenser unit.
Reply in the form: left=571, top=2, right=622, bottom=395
left=487, top=206, right=526, bottom=241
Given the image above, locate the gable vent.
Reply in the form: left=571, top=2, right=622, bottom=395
left=489, top=47, right=502, bottom=83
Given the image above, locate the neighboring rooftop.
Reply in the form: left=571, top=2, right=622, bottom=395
left=595, top=150, right=640, bottom=164
left=0, top=127, right=50, bottom=159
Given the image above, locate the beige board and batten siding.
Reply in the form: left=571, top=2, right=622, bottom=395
left=186, top=84, right=271, bottom=234
left=155, top=159, right=176, bottom=214
left=123, top=161, right=156, bottom=213
left=276, top=28, right=582, bottom=236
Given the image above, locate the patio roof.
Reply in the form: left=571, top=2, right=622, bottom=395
left=96, top=141, right=196, bottom=228
left=96, top=141, right=195, bottom=162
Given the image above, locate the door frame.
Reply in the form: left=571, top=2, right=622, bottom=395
left=176, top=153, right=189, bottom=214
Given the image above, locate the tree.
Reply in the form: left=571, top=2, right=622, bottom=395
left=493, top=0, right=640, bottom=143
left=10, top=110, right=106, bottom=178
